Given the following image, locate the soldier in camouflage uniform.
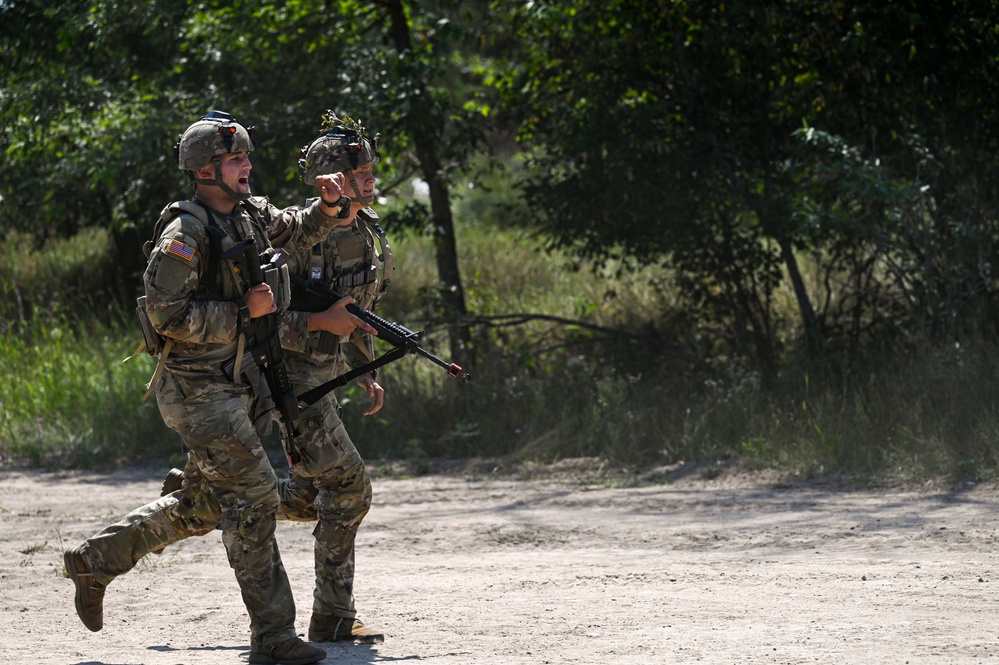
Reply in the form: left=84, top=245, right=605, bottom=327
left=280, top=112, right=390, bottom=644
left=63, top=110, right=375, bottom=665
left=160, top=112, right=391, bottom=645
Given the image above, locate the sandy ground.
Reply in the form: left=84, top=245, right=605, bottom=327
left=2, top=459, right=999, bottom=665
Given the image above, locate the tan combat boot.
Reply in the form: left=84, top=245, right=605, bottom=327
left=64, top=546, right=105, bottom=632
left=248, top=636, right=326, bottom=664
left=160, top=467, right=185, bottom=496
left=308, top=613, right=385, bottom=644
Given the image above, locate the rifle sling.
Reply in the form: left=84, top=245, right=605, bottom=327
left=298, top=346, right=408, bottom=408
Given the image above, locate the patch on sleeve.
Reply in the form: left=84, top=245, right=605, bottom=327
left=166, top=239, right=195, bottom=262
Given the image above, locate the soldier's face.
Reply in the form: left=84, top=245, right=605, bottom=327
left=346, top=164, right=376, bottom=201
left=219, top=152, right=253, bottom=196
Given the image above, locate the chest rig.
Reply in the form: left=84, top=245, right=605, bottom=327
left=130, top=198, right=286, bottom=396
left=290, top=207, right=393, bottom=355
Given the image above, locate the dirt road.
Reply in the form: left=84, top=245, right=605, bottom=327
left=1, top=461, right=997, bottom=664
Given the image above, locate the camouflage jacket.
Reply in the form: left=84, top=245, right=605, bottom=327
left=144, top=195, right=343, bottom=368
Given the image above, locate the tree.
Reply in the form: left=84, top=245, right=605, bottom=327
left=493, top=0, right=999, bottom=376
left=204, top=0, right=496, bottom=365
left=1, top=0, right=493, bottom=363
left=0, top=0, right=203, bottom=306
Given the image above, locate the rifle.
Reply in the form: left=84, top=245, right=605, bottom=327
left=289, top=273, right=470, bottom=408
left=223, top=238, right=305, bottom=466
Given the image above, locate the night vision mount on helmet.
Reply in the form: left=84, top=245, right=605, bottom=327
left=298, top=111, right=381, bottom=206
left=174, top=110, right=257, bottom=201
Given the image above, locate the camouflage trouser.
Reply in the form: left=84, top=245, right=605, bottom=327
left=79, top=368, right=297, bottom=650
left=171, top=351, right=372, bottom=620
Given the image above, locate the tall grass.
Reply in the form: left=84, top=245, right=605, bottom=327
left=0, top=227, right=181, bottom=468
left=3, top=217, right=999, bottom=482
left=0, top=227, right=123, bottom=325
left=336, top=216, right=999, bottom=483
left=0, top=309, right=181, bottom=467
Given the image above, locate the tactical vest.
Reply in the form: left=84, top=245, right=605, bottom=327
left=130, top=198, right=290, bottom=395
left=289, top=207, right=392, bottom=356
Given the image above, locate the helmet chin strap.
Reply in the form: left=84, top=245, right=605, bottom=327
left=193, top=156, right=252, bottom=202
left=342, top=167, right=374, bottom=206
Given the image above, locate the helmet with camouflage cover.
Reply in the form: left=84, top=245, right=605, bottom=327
left=174, top=110, right=256, bottom=201
left=298, top=111, right=380, bottom=205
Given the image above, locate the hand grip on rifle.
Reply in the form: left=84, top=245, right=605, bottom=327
left=223, top=238, right=305, bottom=464
left=291, top=273, right=470, bottom=382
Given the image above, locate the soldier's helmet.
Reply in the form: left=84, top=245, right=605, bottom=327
left=298, top=111, right=380, bottom=187
left=175, top=110, right=256, bottom=172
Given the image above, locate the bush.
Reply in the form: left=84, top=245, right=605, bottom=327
left=0, top=227, right=125, bottom=326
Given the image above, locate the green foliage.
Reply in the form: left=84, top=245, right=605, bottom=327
left=791, top=127, right=999, bottom=347
left=2, top=215, right=999, bottom=485
left=1, top=0, right=505, bottom=362
left=0, top=227, right=122, bottom=324
left=493, top=0, right=999, bottom=374
left=4, top=0, right=999, bottom=484
left=0, top=311, right=178, bottom=468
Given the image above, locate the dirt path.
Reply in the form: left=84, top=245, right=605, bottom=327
left=1, top=461, right=998, bottom=664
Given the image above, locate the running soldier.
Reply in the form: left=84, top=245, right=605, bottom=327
left=159, top=111, right=391, bottom=645
left=64, top=110, right=375, bottom=665
left=280, top=112, right=390, bottom=644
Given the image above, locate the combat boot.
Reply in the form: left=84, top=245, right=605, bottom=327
left=64, top=546, right=105, bottom=632
left=248, top=636, right=326, bottom=664
left=160, top=467, right=184, bottom=496
left=308, top=613, right=385, bottom=644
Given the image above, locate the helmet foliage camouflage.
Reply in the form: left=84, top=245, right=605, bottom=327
left=298, top=111, right=380, bottom=204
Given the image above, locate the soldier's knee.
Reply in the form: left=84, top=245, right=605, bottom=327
left=312, top=488, right=370, bottom=539
left=175, top=487, right=222, bottom=533
left=219, top=496, right=280, bottom=569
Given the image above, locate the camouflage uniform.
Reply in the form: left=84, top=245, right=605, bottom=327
left=275, top=114, right=389, bottom=628
left=158, top=114, right=389, bottom=638
left=75, top=113, right=346, bottom=652
left=277, top=204, right=386, bottom=621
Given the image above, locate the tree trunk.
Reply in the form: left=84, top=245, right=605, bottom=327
left=385, top=0, right=474, bottom=366
left=778, top=235, right=822, bottom=357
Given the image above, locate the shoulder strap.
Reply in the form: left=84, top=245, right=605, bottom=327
left=191, top=200, right=226, bottom=296
left=144, top=199, right=229, bottom=299
left=241, top=196, right=271, bottom=232
left=144, top=203, right=186, bottom=260
left=357, top=207, right=393, bottom=302
left=142, top=339, right=174, bottom=401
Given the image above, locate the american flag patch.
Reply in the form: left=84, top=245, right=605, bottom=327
left=166, top=239, right=195, bottom=261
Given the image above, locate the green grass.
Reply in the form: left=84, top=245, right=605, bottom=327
left=0, top=310, right=180, bottom=468
left=3, top=218, right=999, bottom=483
